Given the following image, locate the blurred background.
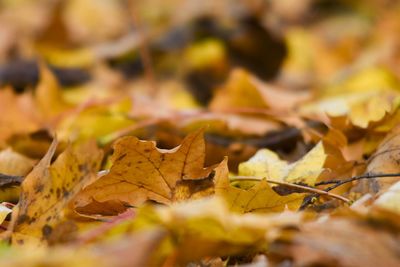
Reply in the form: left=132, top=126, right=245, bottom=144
left=1, top=0, right=399, bottom=94
left=1, top=0, right=400, bottom=170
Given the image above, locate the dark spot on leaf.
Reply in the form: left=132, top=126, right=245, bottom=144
left=116, top=153, right=127, bottom=162
left=35, top=183, right=44, bottom=193
left=63, top=188, right=69, bottom=198
left=78, top=164, right=89, bottom=173
left=42, top=224, right=53, bottom=238
left=17, top=214, right=30, bottom=225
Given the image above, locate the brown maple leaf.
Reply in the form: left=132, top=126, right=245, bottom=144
left=76, top=129, right=217, bottom=208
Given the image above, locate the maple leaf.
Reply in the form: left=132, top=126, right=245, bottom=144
left=76, top=129, right=217, bottom=208
left=10, top=139, right=103, bottom=245
left=214, top=158, right=305, bottom=213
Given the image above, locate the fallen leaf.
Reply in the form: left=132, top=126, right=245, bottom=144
left=363, top=124, right=400, bottom=193
left=0, top=204, right=12, bottom=225
left=271, top=218, right=400, bottom=267
left=374, top=181, right=400, bottom=214
left=209, top=69, right=309, bottom=112
left=0, top=148, right=36, bottom=176
left=215, top=158, right=305, bottom=213
left=0, top=89, right=40, bottom=147
left=11, top=139, right=103, bottom=245
left=238, top=142, right=326, bottom=185
left=77, top=129, right=217, bottom=207
left=133, top=197, right=303, bottom=264
left=35, top=63, right=72, bottom=118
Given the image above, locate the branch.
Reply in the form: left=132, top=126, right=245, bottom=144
left=300, top=172, right=400, bottom=210
left=231, top=176, right=351, bottom=204
left=317, top=172, right=400, bottom=191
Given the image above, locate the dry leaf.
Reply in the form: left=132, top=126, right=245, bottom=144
left=209, top=69, right=308, bottom=112
left=11, top=140, right=103, bottom=245
left=0, top=148, right=36, bottom=176
left=215, top=159, right=305, bottom=213
left=239, top=142, right=326, bottom=185
left=77, top=129, right=217, bottom=207
left=134, top=197, right=303, bottom=264
left=363, top=125, right=400, bottom=193
left=271, top=218, right=400, bottom=267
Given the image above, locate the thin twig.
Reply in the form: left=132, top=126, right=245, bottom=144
left=231, top=176, right=351, bottom=203
left=301, top=172, right=400, bottom=210
left=320, top=172, right=400, bottom=191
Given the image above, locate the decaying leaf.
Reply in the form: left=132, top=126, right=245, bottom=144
left=77, top=129, right=217, bottom=208
left=11, top=140, right=103, bottom=245
left=2, top=1, right=400, bottom=266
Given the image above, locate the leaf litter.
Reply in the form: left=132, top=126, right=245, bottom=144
left=1, top=1, right=400, bottom=266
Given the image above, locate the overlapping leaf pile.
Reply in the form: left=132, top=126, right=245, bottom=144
left=1, top=1, right=400, bottom=266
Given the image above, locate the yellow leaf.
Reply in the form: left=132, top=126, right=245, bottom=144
left=133, top=196, right=303, bottom=263
left=56, top=99, right=134, bottom=142
left=285, top=142, right=327, bottom=185
left=35, top=64, right=72, bottom=117
left=0, top=204, right=12, bottom=225
left=215, top=159, right=305, bottom=213
left=239, top=142, right=326, bottom=186
left=11, top=140, right=103, bottom=245
left=239, top=149, right=287, bottom=180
